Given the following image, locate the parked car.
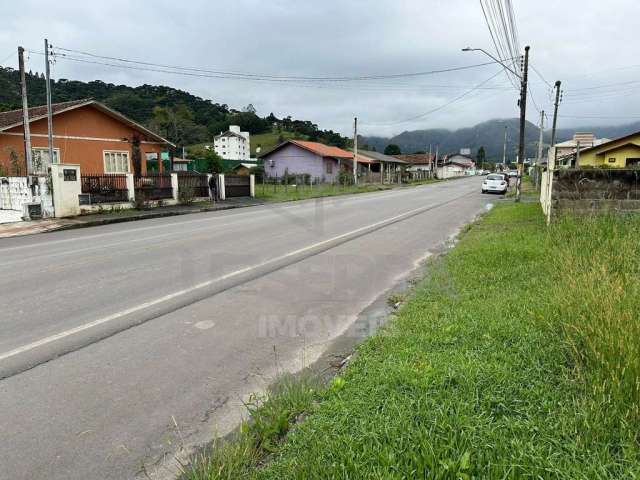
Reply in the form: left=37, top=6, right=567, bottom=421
left=481, top=173, right=508, bottom=194
left=507, top=170, right=519, bottom=178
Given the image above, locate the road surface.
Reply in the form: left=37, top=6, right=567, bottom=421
left=0, top=177, right=492, bottom=479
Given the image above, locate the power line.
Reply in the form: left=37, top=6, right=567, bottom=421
left=361, top=69, right=505, bottom=126
left=559, top=114, right=640, bottom=120
left=0, top=51, right=16, bottom=66
left=49, top=46, right=501, bottom=83
left=530, top=64, right=552, bottom=88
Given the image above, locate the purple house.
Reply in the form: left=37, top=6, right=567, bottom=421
left=260, top=140, right=354, bottom=183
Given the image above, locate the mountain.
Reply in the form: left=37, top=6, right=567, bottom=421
left=363, top=119, right=640, bottom=162
left=0, top=66, right=348, bottom=150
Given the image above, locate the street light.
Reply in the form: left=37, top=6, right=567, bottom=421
left=461, top=47, right=521, bottom=79
left=463, top=46, right=529, bottom=202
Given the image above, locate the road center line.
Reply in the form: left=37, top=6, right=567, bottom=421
left=0, top=199, right=451, bottom=364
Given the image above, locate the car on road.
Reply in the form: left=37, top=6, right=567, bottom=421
left=507, top=170, right=519, bottom=178
left=481, top=173, right=508, bottom=194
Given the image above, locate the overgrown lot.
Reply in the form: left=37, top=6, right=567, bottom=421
left=186, top=203, right=640, bottom=479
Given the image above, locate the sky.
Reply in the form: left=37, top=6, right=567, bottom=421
left=1, top=0, right=640, bottom=138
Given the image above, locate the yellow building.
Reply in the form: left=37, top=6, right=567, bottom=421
left=578, top=131, right=640, bottom=168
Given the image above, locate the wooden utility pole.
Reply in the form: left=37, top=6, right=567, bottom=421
left=435, top=145, right=439, bottom=179
left=18, top=46, right=33, bottom=174
left=549, top=81, right=562, bottom=170
left=44, top=39, right=55, bottom=165
left=353, top=117, right=358, bottom=185
left=516, top=45, right=530, bottom=202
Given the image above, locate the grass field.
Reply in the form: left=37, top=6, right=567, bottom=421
left=251, top=131, right=306, bottom=156
left=185, top=203, right=640, bottom=479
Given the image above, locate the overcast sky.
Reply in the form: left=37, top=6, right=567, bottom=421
left=1, top=0, right=639, bottom=137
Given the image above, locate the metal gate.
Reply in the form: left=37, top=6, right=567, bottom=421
left=225, top=175, right=251, bottom=197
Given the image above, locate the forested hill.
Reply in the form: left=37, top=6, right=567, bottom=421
left=362, top=118, right=640, bottom=162
left=0, top=66, right=348, bottom=149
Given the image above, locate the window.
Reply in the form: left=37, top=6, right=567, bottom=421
left=609, top=157, right=616, bottom=163
left=31, top=147, right=59, bottom=173
left=326, top=161, right=333, bottom=174
left=103, top=151, right=130, bottom=173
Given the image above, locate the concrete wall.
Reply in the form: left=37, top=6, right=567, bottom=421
left=550, top=169, right=640, bottom=214
left=262, top=143, right=337, bottom=182
left=0, top=176, right=54, bottom=219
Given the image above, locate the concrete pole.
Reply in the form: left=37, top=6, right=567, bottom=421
left=502, top=126, right=507, bottom=170
left=516, top=45, right=530, bottom=202
left=44, top=39, right=55, bottom=166
left=353, top=117, right=358, bottom=185
left=549, top=81, right=562, bottom=170
left=18, top=47, right=33, bottom=174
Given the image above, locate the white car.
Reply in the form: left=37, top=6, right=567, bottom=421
left=481, top=174, right=508, bottom=194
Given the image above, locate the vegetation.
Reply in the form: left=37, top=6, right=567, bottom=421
left=0, top=67, right=349, bottom=155
left=256, top=181, right=393, bottom=202
left=186, top=203, right=640, bottom=479
left=383, top=144, right=401, bottom=155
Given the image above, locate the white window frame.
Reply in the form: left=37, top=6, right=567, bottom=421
left=31, top=147, right=60, bottom=173
left=103, top=150, right=131, bottom=174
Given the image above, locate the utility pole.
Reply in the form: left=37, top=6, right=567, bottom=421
left=536, top=110, right=545, bottom=164
left=44, top=39, right=55, bottom=165
left=549, top=81, right=562, bottom=170
left=435, top=144, right=439, bottom=179
left=18, top=46, right=33, bottom=174
left=502, top=126, right=507, bottom=170
left=353, top=117, right=358, bottom=185
left=516, top=45, right=530, bottom=202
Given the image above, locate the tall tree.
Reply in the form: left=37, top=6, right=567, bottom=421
left=384, top=144, right=402, bottom=155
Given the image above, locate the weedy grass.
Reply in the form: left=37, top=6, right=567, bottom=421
left=187, top=203, right=640, bottom=479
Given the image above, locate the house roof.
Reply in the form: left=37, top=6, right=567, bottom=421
left=393, top=153, right=435, bottom=165
left=215, top=130, right=248, bottom=140
left=577, top=130, right=640, bottom=155
left=261, top=139, right=353, bottom=159
left=358, top=150, right=407, bottom=164
left=0, top=99, right=174, bottom=146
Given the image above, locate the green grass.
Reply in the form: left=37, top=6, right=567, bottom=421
left=251, top=131, right=307, bottom=156
left=186, top=204, right=640, bottom=479
left=255, top=179, right=439, bottom=203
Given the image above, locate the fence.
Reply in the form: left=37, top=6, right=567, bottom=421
left=225, top=175, right=251, bottom=197
left=80, top=174, right=129, bottom=204
left=177, top=172, right=209, bottom=197
left=134, top=174, right=173, bottom=200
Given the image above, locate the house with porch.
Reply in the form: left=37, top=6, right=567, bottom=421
left=437, top=152, right=476, bottom=178
left=573, top=130, right=640, bottom=168
left=260, top=139, right=354, bottom=182
left=0, top=99, right=173, bottom=176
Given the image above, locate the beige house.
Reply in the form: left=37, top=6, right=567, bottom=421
left=549, top=132, right=609, bottom=168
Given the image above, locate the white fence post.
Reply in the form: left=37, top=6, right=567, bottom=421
left=171, top=173, right=179, bottom=202
left=50, top=164, right=81, bottom=217
left=206, top=174, right=213, bottom=199
left=249, top=174, right=255, bottom=197
left=218, top=174, right=226, bottom=200
left=126, top=173, right=135, bottom=201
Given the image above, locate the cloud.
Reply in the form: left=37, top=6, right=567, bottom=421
left=2, top=0, right=640, bottom=137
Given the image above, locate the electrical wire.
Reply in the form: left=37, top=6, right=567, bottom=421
left=361, top=69, right=506, bottom=126
left=50, top=46, right=501, bottom=83
left=0, top=51, right=16, bottom=66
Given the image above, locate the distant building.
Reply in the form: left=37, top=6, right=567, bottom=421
left=549, top=132, right=610, bottom=168
left=573, top=130, right=640, bottom=168
left=214, top=125, right=251, bottom=161
left=393, top=153, right=435, bottom=172
left=437, top=153, right=476, bottom=178
left=260, top=139, right=353, bottom=182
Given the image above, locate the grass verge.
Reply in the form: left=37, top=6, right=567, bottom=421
left=186, top=203, right=640, bottom=479
left=255, top=180, right=438, bottom=203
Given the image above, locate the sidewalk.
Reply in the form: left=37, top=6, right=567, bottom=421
left=0, top=197, right=262, bottom=239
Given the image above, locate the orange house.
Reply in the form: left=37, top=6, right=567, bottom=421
left=0, top=99, right=174, bottom=176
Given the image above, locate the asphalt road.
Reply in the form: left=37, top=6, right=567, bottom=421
left=0, top=177, right=492, bottom=480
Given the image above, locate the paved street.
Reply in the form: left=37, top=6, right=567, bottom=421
left=0, top=177, right=491, bottom=480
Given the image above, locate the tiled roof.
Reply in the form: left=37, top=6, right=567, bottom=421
left=0, top=99, right=90, bottom=130
left=0, top=99, right=174, bottom=146
left=289, top=140, right=353, bottom=158
left=393, top=153, right=435, bottom=165
left=358, top=150, right=407, bottom=164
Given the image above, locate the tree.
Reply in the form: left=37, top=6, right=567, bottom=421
left=243, top=103, right=257, bottom=114
left=477, top=146, right=486, bottom=165
left=201, top=148, right=224, bottom=174
left=384, top=144, right=402, bottom=155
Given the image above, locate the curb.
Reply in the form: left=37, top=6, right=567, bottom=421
left=0, top=202, right=264, bottom=239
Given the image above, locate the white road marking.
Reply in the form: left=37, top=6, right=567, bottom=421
left=0, top=201, right=440, bottom=363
